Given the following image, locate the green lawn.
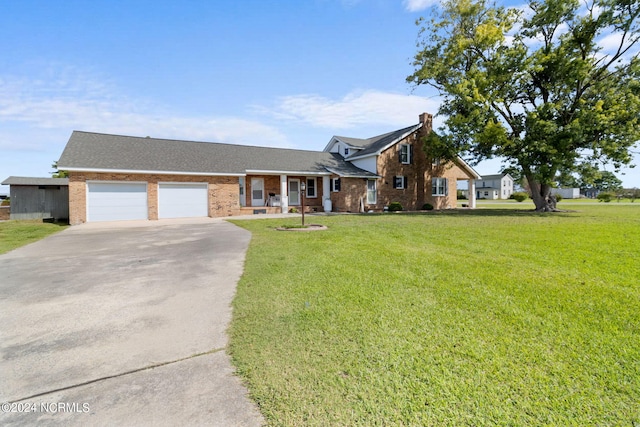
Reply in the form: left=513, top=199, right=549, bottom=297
left=0, top=220, right=67, bottom=255
left=229, top=205, right=640, bottom=426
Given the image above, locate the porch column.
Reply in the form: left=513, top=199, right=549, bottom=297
left=469, top=179, right=476, bottom=208
left=280, top=174, right=289, bottom=213
left=322, top=176, right=330, bottom=203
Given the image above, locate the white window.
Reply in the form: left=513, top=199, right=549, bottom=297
left=306, top=178, right=317, bottom=198
left=432, top=178, right=448, bottom=196
left=367, top=179, right=377, bottom=204
left=331, top=178, right=341, bottom=192
left=393, top=176, right=407, bottom=190
left=433, top=158, right=441, bottom=166
left=399, top=144, right=412, bottom=164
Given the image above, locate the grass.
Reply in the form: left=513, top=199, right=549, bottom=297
left=229, top=205, right=640, bottom=426
left=0, top=220, right=68, bottom=255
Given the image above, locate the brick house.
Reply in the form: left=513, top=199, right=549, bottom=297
left=57, top=113, right=479, bottom=225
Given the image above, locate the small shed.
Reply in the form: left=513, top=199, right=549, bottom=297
left=1, top=176, right=69, bottom=221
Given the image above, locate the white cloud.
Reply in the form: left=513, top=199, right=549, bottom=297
left=258, top=89, right=441, bottom=130
left=0, top=67, right=291, bottom=150
left=403, top=0, right=439, bottom=12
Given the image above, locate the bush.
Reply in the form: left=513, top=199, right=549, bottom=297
left=554, top=193, right=562, bottom=202
left=512, top=192, right=528, bottom=202
left=289, top=207, right=299, bottom=213
left=388, top=202, right=403, bottom=212
left=597, top=193, right=613, bottom=203
left=422, top=203, right=434, bottom=211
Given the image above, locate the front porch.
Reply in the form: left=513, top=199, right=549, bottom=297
left=241, top=174, right=331, bottom=213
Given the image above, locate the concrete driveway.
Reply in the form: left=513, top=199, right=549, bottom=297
left=0, top=218, right=264, bottom=426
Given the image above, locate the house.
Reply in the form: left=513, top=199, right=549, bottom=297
left=0, top=176, right=69, bottom=221
left=475, top=173, right=514, bottom=200
left=57, top=113, right=480, bottom=225
left=551, top=188, right=580, bottom=199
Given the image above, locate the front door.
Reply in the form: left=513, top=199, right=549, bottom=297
left=288, top=179, right=300, bottom=205
left=251, top=178, right=264, bottom=206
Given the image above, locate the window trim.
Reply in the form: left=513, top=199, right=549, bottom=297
left=331, top=178, right=341, bottom=192
left=306, top=177, right=317, bottom=198
left=399, top=144, right=412, bottom=164
left=367, top=179, right=377, bottom=204
left=432, top=177, right=448, bottom=197
left=393, top=176, right=407, bottom=190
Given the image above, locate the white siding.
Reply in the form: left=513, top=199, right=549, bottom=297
left=351, top=156, right=377, bottom=174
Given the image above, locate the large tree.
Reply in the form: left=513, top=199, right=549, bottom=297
left=408, top=0, right=640, bottom=211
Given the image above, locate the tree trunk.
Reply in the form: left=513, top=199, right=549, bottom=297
left=526, top=174, right=559, bottom=212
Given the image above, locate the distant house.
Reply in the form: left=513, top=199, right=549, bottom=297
left=0, top=176, right=69, bottom=221
left=475, top=173, right=514, bottom=200
left=57, top=113, right=480, bottom=225
left=551, top=188, right=580, bottom=199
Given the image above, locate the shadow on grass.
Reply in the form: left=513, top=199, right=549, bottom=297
left=369, top=208, right=579, bottom=218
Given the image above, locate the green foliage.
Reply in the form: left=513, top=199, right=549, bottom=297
left=422, top=203, right=434, bottom=210
left=388, top=202, right=403, bottom=212
left=51, top=161, right=69, bottom=178
left=229, top=206, right=640, bottom=425
left=512, top=191, right=529, bottom=202
left=289, top=207, right=299, bottom=213
left=554, top=193, right=562, bottom=202
left=597, top=192, right=614, bottom=202
left=408, top=0, right=640, bottom=211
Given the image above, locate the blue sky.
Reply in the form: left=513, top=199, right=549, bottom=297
left=1, top=0, right=638, bottom=195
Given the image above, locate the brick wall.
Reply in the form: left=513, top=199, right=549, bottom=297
left=330, top=177, right=368, bottom=212
left=68, top=172, right=240, bottom=225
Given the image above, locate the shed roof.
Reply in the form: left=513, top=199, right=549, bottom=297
left=2, top=176, right=69, bottom=186
left=57, top=131, right=377, bottom=178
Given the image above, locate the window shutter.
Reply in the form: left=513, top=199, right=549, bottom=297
left=409, top=145, right=414, bottom=164
left=403, top=176, right=408, bottom=188
left=398, top=147, right=403, bottom=163
left=393, top=177, right=398, bottom=189
left=445, top=178, right=449, bottom=196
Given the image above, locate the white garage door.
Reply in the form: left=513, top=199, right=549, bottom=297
left=87, top=182, right=148, bottom=222
left=158, top=183, right=208, bottom=219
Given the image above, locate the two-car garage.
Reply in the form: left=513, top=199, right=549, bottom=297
left=86, top=182, right=208, bottom=222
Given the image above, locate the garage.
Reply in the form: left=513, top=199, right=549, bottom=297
left=158, top=183, right=208, bottom=219
left=87, top=182, right=148, bottom=222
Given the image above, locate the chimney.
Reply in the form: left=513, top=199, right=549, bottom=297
left=419, top=112, right=433, bottom=134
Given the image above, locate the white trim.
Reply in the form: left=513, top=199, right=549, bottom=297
left=288, top=178, right=301, bottom=205
left=324, top=167, right=380, bottom=179
left=245, top=169, right=330, bottom=176
left=366, top=179, right=377, bottom=204
left=305, top=177, right=317, bottom=198
left=62, top=167, right=244, bottom=177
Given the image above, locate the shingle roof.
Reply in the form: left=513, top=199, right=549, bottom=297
left=480, top=174, right=510, bottom=180
left=337, top=124, right=422, bottom=159
left=57, top=131, right=377, bottom=178
left=2, top=176, right=69, bottom=186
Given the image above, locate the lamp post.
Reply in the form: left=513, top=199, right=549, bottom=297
left=300, top=181, right=306, bottom=227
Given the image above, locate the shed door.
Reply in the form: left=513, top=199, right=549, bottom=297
left=87, top=182, right=148, bottom=222
left=158, top=183, right=208, bottom=218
